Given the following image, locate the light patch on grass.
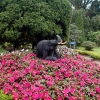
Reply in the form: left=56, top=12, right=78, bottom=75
left=76, top=47, right=100, bottom=55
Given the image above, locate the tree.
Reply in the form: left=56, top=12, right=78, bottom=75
left=0, top=0, right=72, bottom=48
left=69, top=23, right=82, bottom=44
left=88, top=31, right=100, bottom=46
left=83, top=16, right=91, bottom=37
left=91, top=15, right=100, bottom=31
left=68, top=0, right=93, bottom=9
left=71, top=9, right=85, bottom=43
left=88, top=0, right=100, bottom=18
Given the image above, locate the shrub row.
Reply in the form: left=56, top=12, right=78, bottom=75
left=76, top=50, right=100, bottom=60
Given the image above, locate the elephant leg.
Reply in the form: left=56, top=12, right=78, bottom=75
left=43, top=50, right=49, bottom=59
left=45, top=56, right=57, bottom=61
left=45, top=51, right=58, bottom=61
left=36, top=51, right=39, bottom=57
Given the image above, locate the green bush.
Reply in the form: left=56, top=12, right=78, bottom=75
left=76, top=50, right=100, bottom=60
left=0, top=90, right=12, bottom=100
left=0, top=45, right=7, bottom=53
left=88, top=31, right=100, bottom=46
left=81, top=41, right=96, bottom=51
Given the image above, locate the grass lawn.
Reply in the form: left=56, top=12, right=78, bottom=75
left=93, top=47, right=100, bottom=54
left=75, top=47, right=100, bottom=60
left=76, top=47, right=100, bottom=54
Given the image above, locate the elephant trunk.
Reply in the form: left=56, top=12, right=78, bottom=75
left=56, top=35, right=62, bottom=43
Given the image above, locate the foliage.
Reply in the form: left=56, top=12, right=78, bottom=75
left=0, top=0, right=72, bottom=44
left=0, top=45, right=7, bottom=53
left=69, top=23, right=82, bottom=44
left=81, top=41, right=96, bottom=50
left=88, top=0, right=100, bottom=18
left=0, top=51, right=100, bottom=99
left=70, top=0, right=100, bottom=37
left=91, top=15, right=100, bottom=31
left=3, top=42, right=13, bottom=48
left=68, top=0, right=93, bottom=9
left=83, top=16, right=91, bottom=38
left=19, top=43, right=32, bottom=50
left=76, top=49, right=100, bottom=60
left=0, top=90, right=12, bottom=100
left=75, top=10, right=85, bottom=42
left=88, top=31, right=100, bottom=46
left=71, top=9, right=86, bottom=43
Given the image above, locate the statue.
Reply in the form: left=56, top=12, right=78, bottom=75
left=36, top=35, right=66, bottom=61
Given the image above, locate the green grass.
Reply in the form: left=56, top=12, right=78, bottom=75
left=93, top=47, right=100, bottom=54
left=0, top=90, right=12, bottom=100
left=76, top=47, right=100, bottom=54
left=75, top=47, right=100, bottom=60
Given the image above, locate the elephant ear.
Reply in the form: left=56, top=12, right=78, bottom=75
left=44, top=41, right=51, bottom=50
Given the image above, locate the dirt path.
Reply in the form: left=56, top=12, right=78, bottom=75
left=81, top=55, right=100, bottom=65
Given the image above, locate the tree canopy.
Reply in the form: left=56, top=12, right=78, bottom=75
left=68, top=0, right=93, bottom=9
left=0, top=0, right=72, bottom=46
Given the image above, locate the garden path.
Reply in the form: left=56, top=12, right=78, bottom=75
left=81, top=55, right=100, bottom=65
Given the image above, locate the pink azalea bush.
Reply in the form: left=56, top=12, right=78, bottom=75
left=0, top=51, right=100, bottom=100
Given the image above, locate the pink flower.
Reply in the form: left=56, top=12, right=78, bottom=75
left=43, top=91, right=49, bottom=97
left=47, top=80, right=54, bottom=87
left=69, top=96, right=77, bottom=100
left=62, top=88, right=70, bottom=97
left=31, top=85, right=37, bottom=92
left=4, top=88, right=10, bottom=94
left=70, top=88, right=75, bottom=94
left=64, top=71, right=72, bottom=78
left=22, top=97, right=29, bottom=100
left=14, top=83, right=20, bottom=88
left=90, top=91, right=95, bottom=96
left=96, top=87, right=100, bottom=93
left=32, top=92, right=39, bottom=99
left=12, top=91, right=19, bottom=100
left=80, top=81, right=85, bottom=87
left=38, top=92, right=44, bottom=98
left=74, top=70, right=81, bottom=77
left=9, top=77, right=15, bottom=83
left=44, top=96, right=53, bottom=100
left=23, top=81, right=31, bottom=88
left=96, top=94, right=100, bottom=99
left=81, top=73, right=87, bottom=81
left=38, top=64, right=44, bottom=69
left=58, top=96, right=63, bottom=100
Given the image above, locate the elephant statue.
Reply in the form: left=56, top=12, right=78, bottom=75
left=36, top=35, right=66, bottom=61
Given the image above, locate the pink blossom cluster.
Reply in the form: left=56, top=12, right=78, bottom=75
left=0, top=52, right=100, bottom=100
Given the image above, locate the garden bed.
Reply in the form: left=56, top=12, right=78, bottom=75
left=0, top=50, right=100, bottom=100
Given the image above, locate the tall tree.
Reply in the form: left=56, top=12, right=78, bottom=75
left=75, top=10, right=85, bottom=42
left=91, top=15, right=100, bottom=31
left=70, top=23, right=82, bottom=44
left=0, top=0, right=72, bottom=46
left=88, top=0, right=100, bottom=18
left=68, top=0, right=93, bottom=9
left=71, top=9, right=86, bottom=43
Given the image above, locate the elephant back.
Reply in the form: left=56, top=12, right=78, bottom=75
left=36, top=40, right=47, bottom=55
left=44, top=40, right=58, bottom=51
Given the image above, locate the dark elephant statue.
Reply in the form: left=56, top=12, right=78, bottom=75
left=36, top=35, right=66, bottom=61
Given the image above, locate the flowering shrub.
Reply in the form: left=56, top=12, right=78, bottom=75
left=57, top=45, right=77, bottom=57
left=0, top=51, right=100, bottom=100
